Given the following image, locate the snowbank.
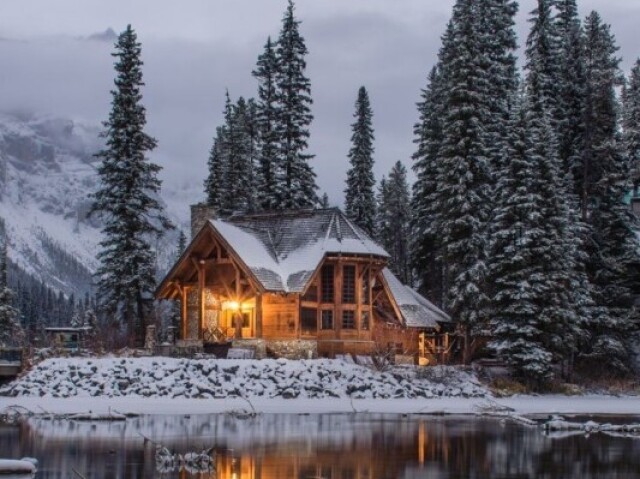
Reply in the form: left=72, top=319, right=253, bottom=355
left=0, top=459, right=36, bottom=474
left=0, top=357, right=486, bottom=400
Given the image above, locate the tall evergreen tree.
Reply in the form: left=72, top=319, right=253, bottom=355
left=525, top=0, right=561, bottom=124
left=274, top=0, right=317, bottom=209
left=0, top=219, right=24, bottom=347
left=221, top=95, right=254, bottom=216
left=88, top=25, right=172, bottom=344
left=344, top=86, right=376, bottom=235
left=377, top=162, right=412, bottom=285
left=488, top=94, right=555, bottom=384
left=253, top=36, right=280, bottom=211
left=580, top=12, right=640, bottom=375
left=432, top=0, right=493, bottom=362
left=555, top=0, right=587, bottom=183
left=623, top=59, right=640, bottom=194
left=204, top=127, right=227, bottom=211
left=204, top=94, right=259, bottom=216
left=412, top=66, right=446, bottom=306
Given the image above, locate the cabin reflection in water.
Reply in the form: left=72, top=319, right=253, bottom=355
left=2, top=414, right=640, bottom=479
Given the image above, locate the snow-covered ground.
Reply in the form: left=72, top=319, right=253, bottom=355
left=0, top=357, right=486, bottom=400
left=1, top=357, right=638, bottom=417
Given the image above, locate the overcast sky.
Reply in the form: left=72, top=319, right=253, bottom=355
left=1, top=0, right=639, bottom=213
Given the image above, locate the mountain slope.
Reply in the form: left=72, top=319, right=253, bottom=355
left=0, top=111, right=182, bottom=297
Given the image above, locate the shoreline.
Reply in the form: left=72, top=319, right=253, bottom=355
left=2, top=394, right=639, bottom=418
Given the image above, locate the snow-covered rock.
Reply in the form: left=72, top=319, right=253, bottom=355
left=0, top=357, right=487, bottom=400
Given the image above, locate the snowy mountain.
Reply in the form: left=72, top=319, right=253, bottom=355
left=0, top=111, right=182, bottom=297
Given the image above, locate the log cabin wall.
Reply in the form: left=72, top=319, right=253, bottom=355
left=262, top=293, right=299, bottom=339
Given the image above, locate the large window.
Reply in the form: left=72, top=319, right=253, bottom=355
left=342, top=265, right=356, bottom=304
left=321, top=265, right=334, bottom=302
left=301, top=308, right=317, bottom=335
left=342, top=310, right=355, bottom=329
left=321, top=310, right=334, bottom=330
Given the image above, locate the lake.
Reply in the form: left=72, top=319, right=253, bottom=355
left=1, top=413, right=639, bottom=478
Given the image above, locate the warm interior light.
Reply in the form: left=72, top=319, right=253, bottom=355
left=223, top=300, right=240, bottom=311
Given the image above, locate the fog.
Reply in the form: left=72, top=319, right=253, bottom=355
left=0, top=0, right=638, bottom=212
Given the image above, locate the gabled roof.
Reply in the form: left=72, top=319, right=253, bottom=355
left=381, top=268, right=451, bottom=329
left=211, top=208, right=387, bottom=293
left=157, top=207, right=451, bottom=329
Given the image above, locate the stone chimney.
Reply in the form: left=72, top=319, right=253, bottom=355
left=190, top=203, right=217, bottom=239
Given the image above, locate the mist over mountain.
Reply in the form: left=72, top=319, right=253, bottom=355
left=0, top=111, right=183, bottom=298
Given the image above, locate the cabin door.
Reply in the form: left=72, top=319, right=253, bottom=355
left=222, top=308, right=254, bottom=338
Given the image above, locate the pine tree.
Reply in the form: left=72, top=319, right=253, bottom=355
left=320, top=193, right=329, bottom=208
left=432, top=0, right=493, bottom=362
left=204, top=127, right=228, bottom=211
left=488, top=94, right=555, bottom=384
left=344, top=86, right=376, bottom=235
left=177, top=230, right=187, bottom=255
left=88, top=25, right=173, bottom=345
left=525, top=0, right=560, bottom=124
left=376, top=162, right=412, bottom=284
left=623, top=59, right=640, bottom=194
left=580, top=12, right=640, bottom=375
left=221, top=95, right=254, bottom=215
left=253, top=36, right=280, bottom=211
left=412, top=66, right=446, bottom=306
left=555, top=0, right=587, bottom=183
left=274, top=0, right=317, bottom=209
left=0, top=219, right=23, bottom=347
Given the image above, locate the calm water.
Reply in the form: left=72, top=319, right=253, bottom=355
left=1, top=413, right=640, bottom=478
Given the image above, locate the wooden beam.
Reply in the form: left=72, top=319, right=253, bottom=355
left=181, top=286, right=188, bottom=340
left=255, top=292, right=263, bottom=338
left=197, top=262, right=205, bottom=340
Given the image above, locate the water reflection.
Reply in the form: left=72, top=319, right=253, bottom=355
left=1, top=413, right=639, bottom=479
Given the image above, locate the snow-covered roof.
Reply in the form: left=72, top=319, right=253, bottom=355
left=211, top=208, right=388, bottom=293
left=382, top=268, right=451, bottom=329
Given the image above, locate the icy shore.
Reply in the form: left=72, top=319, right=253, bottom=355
left=0, top=357, right=637, bottom=417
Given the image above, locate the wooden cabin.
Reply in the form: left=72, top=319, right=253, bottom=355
left=156, top=206, right=454, bottom=364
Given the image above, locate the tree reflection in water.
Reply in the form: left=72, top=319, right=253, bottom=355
left=0, top=413, right=639, bottom=478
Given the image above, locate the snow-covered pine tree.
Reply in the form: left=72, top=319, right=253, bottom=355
left=344, top=86, right=376, bottom=235
left=253, top=36, right=280, bottom=211
left=579, top=11, right=623, bottom=219
left=376, top=162, right=412, bottom=285
left=623, top=59, right=640, bottom=194
left=524, top=2, right=592, bottom=374
left=221, top=96, right=255, bottom=216
left=525, top=0, right=561, bottom=127
left=477, top=0, right=519, bottom=174
left=580, top=12, right=640, bottom=375
left=488, top=93, right=555, bottom=385
left=88, top=25, right=173, bottom=345
left=0, top=219, right=24, bottom=347
left=204, top=93, right=231, bottom=212
left=274, top=0, right=317, bottom=209
left=432, top=0, right=493, bottom=363
left=204, top=129, right=227, bottom=211
left=244, top=98, right=260, bottom=213
left=411, top=66, right=446, bottom=307
left=177, top=230, right=187, bottom=256
left=320, top=193, right=329, bottom=208
left=375, top=176, right=390, bottom=248
left=555, top=0, right=587, bottom=185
